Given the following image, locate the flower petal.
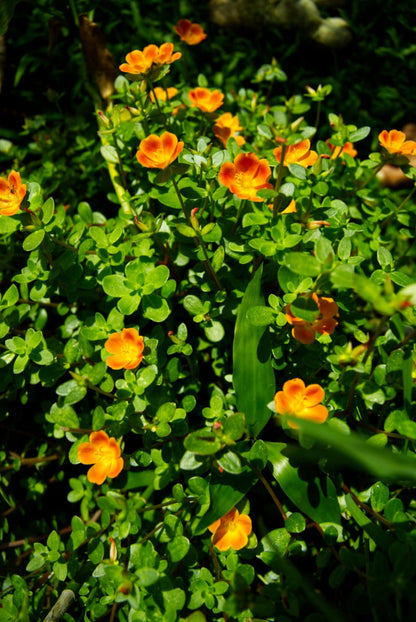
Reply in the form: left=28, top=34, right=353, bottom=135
left=106, top=457, right=124, bottom=479
left=77, top=442, right=100, bottom=465
left=302, top=383, right=325, bottom=407
left=87, top=461, right=109, bottom=485
left=292, top=325, right=316, bottom=344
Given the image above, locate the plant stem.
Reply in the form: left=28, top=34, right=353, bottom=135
left=272, top=145, right=287, bottom=218
left=237, top=451, right=287, bottom=520
left=359, top=161, right=384, bottom=189
left=97, top=123, right=134, bottom=215
left=171, top=176, right=223, bottom=290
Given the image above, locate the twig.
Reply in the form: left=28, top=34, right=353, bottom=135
left=42, top=589, right=76, bottom=622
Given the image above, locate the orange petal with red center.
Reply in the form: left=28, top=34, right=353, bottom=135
left=89, top=430, right=111, bottom=446
left=254, top=159, right=272, bottom=184
left=161, top=131, right=178, bottom=158
left=218, top=162, right=237, bottom=186
left=212, top=525, right=234, bottom=551
left=299, top=150, right=318, bottom=167
left=78, top=442, right=100, bottom=465
left=234, top=152, right=259, bottom=175
left=122, top=328, right=144, bottom=349
left=302, top=383, right=325, bottom=407
left=106, top=456, right=124, bottom=479
left=274, top=391, right=291, bottom=415
left=379, top=130, right=405, bottom=152
left=283, top=378, right=305, bottom=400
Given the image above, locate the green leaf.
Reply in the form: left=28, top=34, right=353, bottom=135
left=377, top=246, right=393, bottom=269
left=266, top=441, right=341, bottom=524
left=23, top=229, right=45, bottom=251
left=344, top=494, right=391, bottom=550
left=150, top=186, right=182, bottom=209
left=40, top=197, right=55, bottom=224
left=177, top=223, right=197, bottom=238
left=315, top=237, right=334, bottom=264
left=136, top=568, right=159, bottom=587
left=285, top=512, right=306, bottom=533
left=142, top=294, right=170, bottom=322
left=223, top=413, right=246, bottom=441
left=184, top=429, right=223, bottom=455
left=288, top=163, right=307, bottom=180
left=246, top=306, right=276, bottom=326
left=283, top=252, right=321, bottom=277
left=0, top=214, right=19, bottom=233
left=167, top=536, right=190, bottom=562
left=233, top=265, right=275, bottom=437
left=349, top=126, right=370, bottom=142
left=53, top=560, right=67, bottom=581
left=287, top=419, right=416, bottom=483
left=100, top=145, right=119, bottom=163
left=289, top=296, right=319, bottom=322
left=102, top=274, right=133, bottom=298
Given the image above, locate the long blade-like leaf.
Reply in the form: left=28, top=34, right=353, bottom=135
left=233, top=266, right=275, bottom=437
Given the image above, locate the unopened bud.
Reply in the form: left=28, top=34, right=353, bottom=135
left=109, top=537, right=117, bottom=562
left=306, top=220, right=331, bottom=229
left=190, top=207, right=199, bottom=230
left=97, top=110, right=110, bottom=127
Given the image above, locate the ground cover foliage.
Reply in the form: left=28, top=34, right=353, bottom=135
left=1, top=0, right=416, bottom=620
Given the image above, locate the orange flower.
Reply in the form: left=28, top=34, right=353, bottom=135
left=218, top=152, right=273, bottom=202
left=274, top=378, right=328, bottom=428
left=378, top=129, right=416, bottom=156
left=208, top=507, right=252, bottom=551
left=285, top=293, right=338, bottom=344
left=188, top=87, right=224, bottom=113
left=0, top=170, right=26, bottom=216
left=213, top=112, right=245, bottom=147
left=149, top=86, right=178, bottom=102
left=77, top=430, right=124, bottom=485
left=174, top=19, right=207, bottom=45
left=119, top=43, right=181, bottom=76
left=274, top=139, right=318, bottom=168
left=327, top=141, right=357, bottom=159
left=136, top=131, right=184, bottom=169
left=105, top=328, right=144, bottom=370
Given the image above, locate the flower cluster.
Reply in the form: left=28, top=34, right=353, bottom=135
left=77, top=430, right=124, bottom=485
left=208, top=507, right=252, bottom=551
left=285, top=293, right=338, bottom=344
left=274, top=378, right=328, bottom=428
left=104, top=328, right=145, bottom=369
left=174, top=19, right=207, bottom=45
left=218, top=152, right=273, bottom=201
left=0, top=170, right=26, bottom=216
left=119, top=43, right=181, bottom=78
